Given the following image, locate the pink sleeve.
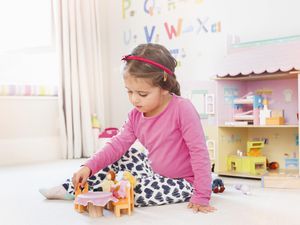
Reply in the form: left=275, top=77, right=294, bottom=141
left=84, top=111, right=137, bottom=176
left=178, top=100, right=212, bottom=206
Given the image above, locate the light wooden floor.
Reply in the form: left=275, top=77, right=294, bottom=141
left=1, top=159, right=300, bottom=225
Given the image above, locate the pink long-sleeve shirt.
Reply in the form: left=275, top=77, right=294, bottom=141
left=85, top=94, right=212, bottom=205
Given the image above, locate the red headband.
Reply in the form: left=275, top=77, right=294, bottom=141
left=122, top=55, right=174, bottom=76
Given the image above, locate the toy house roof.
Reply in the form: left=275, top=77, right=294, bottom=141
left=215, top=36, right=300, bottom=78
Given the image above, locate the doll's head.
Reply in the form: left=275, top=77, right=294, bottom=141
left=123, top=171, right=136, bottom=187
left=107, top=170, right=116, bottom=181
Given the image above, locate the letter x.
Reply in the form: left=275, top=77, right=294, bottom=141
left=197, top=18, right=208, bottom=33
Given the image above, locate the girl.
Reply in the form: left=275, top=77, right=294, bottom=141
left=40, top=43, right=215, bottom=213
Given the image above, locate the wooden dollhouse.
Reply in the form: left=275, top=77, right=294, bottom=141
left=215, top=36, right=300, bottom=188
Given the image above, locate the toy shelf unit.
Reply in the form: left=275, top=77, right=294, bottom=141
left=215, top=71, right=300, bottom=186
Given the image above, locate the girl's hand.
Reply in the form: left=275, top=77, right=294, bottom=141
left=187, top=202, right=216, bottom=213
left=72, top=166, right=91, bottom=190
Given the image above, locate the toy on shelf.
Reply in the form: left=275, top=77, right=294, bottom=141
left=284, top=152, right=299, bottom=170
left=233, top=92, right=263, bottom=125
left=267, top=161, right=279, bottom=170
left=227, top=140, right=267, bottom=175
left=212, top=178, right=225, bottom=193
left=100, top=170, right=116, bottom=192
left=266, top=109, right=285, bottom=125
left=259, top=98, right=271, bottom=125
left=227, top=155, right=266, bottom=175
left=74, top=182, right=118, bottom=218
left=111, top=171, right=136, bottom=217
left=247, top=141, right=264, bottom=156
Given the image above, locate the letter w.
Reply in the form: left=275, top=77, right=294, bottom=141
left=164, top=18, right=183, bottom=40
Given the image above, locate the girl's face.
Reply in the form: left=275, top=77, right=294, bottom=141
left=124, top=74, right=171, bottom=117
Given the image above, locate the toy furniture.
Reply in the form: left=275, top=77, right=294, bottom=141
left=285, top=158, right=299, bottom=169
left=74, top=183, right=89, bottom=213
left=233, top=93, right=263, bottom=125
left=227, top=155, right=266, bottom=175
left=112, top=184, right=134, bottom=217
left=110, top=171, right=136, bottom=217
left=247, top=141, right=264, bottom=156
left=75, top=191, right=118, bottom=217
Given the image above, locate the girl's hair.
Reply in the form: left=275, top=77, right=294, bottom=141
left=122, top=43, right=181, bottom=96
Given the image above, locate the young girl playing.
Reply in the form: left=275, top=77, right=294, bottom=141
left=40, top=43, right=215, bottom=213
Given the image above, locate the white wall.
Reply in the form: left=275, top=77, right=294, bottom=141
left=2, top=1, right=300, bottom=165
left=0, top=97, right=61, bottom=166
left=105, top=0, right=300, bottom=128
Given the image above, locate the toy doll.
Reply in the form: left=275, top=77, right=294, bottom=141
left=100, top=170, right=116, bottom=192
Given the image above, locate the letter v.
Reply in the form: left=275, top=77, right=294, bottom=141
left=144, top=26, right=156, bottom=43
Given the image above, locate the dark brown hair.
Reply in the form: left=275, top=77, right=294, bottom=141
left=123, top=43, right=181, bottom=96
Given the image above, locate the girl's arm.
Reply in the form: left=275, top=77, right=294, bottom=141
left=178, top=100, right=212, bottom=206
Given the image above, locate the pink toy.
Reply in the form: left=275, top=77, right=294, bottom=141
left=99, top=128, right=119, bottom=138
left=111, top=180, right=129, bottom=199
left=98, top=128, right=119, bottom=149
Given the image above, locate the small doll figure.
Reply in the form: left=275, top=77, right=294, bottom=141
left=100, top=170, right=116, bottom=192
left=212, top=178, right=225, bottom=193
left=111, top=171, right=136, bottom=199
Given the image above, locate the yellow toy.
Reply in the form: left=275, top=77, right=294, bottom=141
left=227, top=155, right=266, bottom=175
left=74, top=182, right=89, bottom=213
left=111, top=171, right=136, bottom=217
left=74, top=180, right=119, bottom=218
left=74, top=171, right=136, bottom=218
left=247, top=141, right=264, bottom=156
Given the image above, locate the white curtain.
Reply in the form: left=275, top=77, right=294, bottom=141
left=54, top=0, right=106, bottom=159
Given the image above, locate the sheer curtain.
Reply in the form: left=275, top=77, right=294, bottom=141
left=54, top=0, right=107, bottom=159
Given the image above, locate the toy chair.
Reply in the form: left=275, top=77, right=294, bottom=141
left=110, top=171, right=136, bottom=217
left=74, top=183, right=89, bottom=213
left=112, top=184, right=134, bottom=217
